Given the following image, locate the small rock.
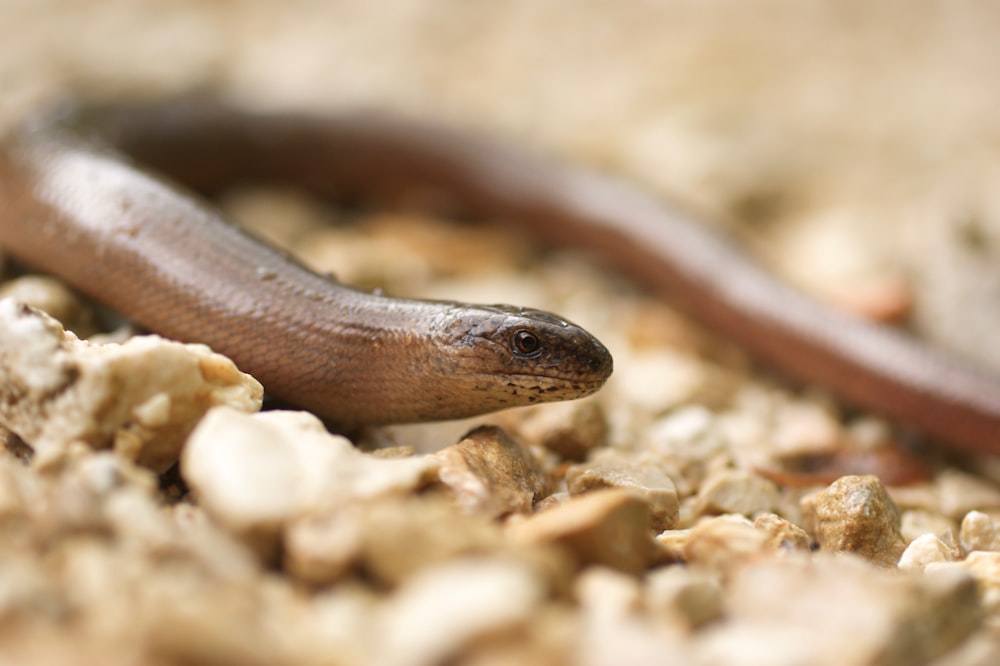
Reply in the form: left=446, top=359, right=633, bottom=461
left=284, top=511, right=364, bottom=585
left=435, top=425, right=551, bottom=517
left=357, top=496, right=507, bottom=587
left=565, top=452, right=679, bottom=531
left=706, top=553, right=981, bottom=666
left=960, top=511, right=998, bottom=553
left=181, top=408, right=439, bottom=555
left=900, top=510, right=957, bottom=545
left=513, top=399, right=608, bottom=461
left=376, top=557, right=546, bottom=666
left=507, top=489, right=653, bottom=575
left=930, top=551, right=1000, bottom=614
left=801, top=475, right=907, bottom=566
left=0, top=301, right=262, bottom=471
left=898, top=534, right=959, bottom=570
left=0, top=275, right=98, bottom=338
left=644, top=565, right=723, bottom=629
left=694, top=469, right=781, bottom=518
left=680, top=516, right=772, bottom=572
left=752, top=513, right=811, bottom=551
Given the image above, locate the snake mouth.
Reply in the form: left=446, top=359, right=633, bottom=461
left=499, top=370, right=610, bottom=401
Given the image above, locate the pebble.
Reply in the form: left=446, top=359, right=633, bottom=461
left=930, top=551, right=1000, bottom=614
left=181, top=407, right=439, bottom=555
left=900, top=509, right=958, bottom=545
left=643, top=565, right=723, bottom=629
left=512, top=399, right=608, bottom=461
left=960, top=510, right=999, bottom=553
left=800, top=475, right=907, bottom=566
left=702, top=553, right=982, bottom=666
left=752, top=512, right=812, bottom=551
left=0, top=301, right=262, bottom=471
left=693, top=469, right=781, bottom=519
left=898, top=534, right=959, bottom=570
left=565, top=452, right=680, bottom=531
left=434, top=425, right=551, bottom=517
left=376, top=557, right=546, bottom=666
left=0, top=275, right=98, bottom=338
left=678, top=516, right=773, bottom=572
left=507, top=489, right=654, bottom=576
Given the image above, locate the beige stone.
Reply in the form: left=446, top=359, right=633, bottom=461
left=357, top=496, right=506, bottom=587
left=0, top=301, right=262, bottom=471
left=930, top=551, right=1000, bottom=614
left=513, top=399, right=608, bottom=461
left=694, top=469, right=781, bottom=518
left=801, top=475, right=907, bottom=566
left=644, top=565, right=723, bottom=629
left=960, top=511, right=999, bottom=554
left=701, top=554, right=981, bottom=666
left=565, top=452, right=679, bottom=531
left=898, top=534, right=959, bottom=570
left=752, top=512, right=811, bottom=551
left=435, top=425, right=551, bottom=518
left=376, top=557, right=546, bottom=666
left=900, top=510, right=957, bottom=545
left=680, top=516, right=772, bottom=572
left=0, top=275, right=98, bottom=338
left=507, top=490, right=654, bottom=576
left=181, top=408, right=439, bottom=553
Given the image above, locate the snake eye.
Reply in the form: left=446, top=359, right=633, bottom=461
left=512, top=329, right=542, bottom=356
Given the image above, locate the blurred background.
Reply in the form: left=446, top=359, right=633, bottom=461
left=4, top=0, right=1000, bottom=368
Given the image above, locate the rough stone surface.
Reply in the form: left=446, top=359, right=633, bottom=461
left=694, top=469, right=781, bottom=518
left=182, top=407, right=439, bottom=554
left=565, top=452, right=680, bottom=531
left=512, top=399, right=609, bottom=461
left=434, top=425, right=551, bottom=518
left=507, top=490, right=654, bottom=575
left=0, top=301, right=262, bottom=471
left=801, top=475, right=907, bottom=566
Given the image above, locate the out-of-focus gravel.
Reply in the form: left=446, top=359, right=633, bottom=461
left=4, top=2, right=1000, bottom=665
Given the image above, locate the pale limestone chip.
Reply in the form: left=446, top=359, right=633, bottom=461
left=0, top=301, right=262, bottom=471
left=434, top=425, right=551, bottom=518
left=506, top=489, right=653, bottom=576
left=752, top=512, right=812, bottom=551
left=610, top=349, right=710, bottom=415
left=575, top=567, right=643, bottom=617
left=641, top=406, right=728, bottom=496
left=376, top=557, right=546, bottom=666
left=680, top=515, right=772, bottom=572
left=575, top=566, right=690, bottom=666
left=693, top=469, right=781, bottom=518
left=898, top=534, right=959, bottom=570
left=358, top=496, right=506, bottom=587
left=565, top=452, right=679, bottom=531
left=0, top=275, right=98, bottom=338
left=891, top=469, right=1000, bottom=521
left=700, top=553, right=981, bottom=666
left=960, top=511, right=999, bottom=554
left=644, top=565, right=723, bottom=629
left=284, top=511, right=364, bottom=586
left=801, top=475, right=907, bottom=567
left=930, top=551, right=1000, bottom=614
left=900, top=510, right=958, bottom=545
left=512, top=399, right=608, bottom=461
left=181, top=407, right=439, bottom=550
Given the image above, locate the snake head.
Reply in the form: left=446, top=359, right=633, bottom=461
left=438, top=303, right=613, bottom=412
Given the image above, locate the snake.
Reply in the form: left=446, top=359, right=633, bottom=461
left=0, top=101, right=997, bottom=454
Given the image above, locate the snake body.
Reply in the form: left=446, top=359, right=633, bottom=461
left=0, top=102, right=998, bottom=453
